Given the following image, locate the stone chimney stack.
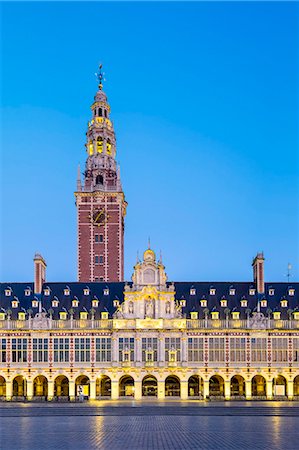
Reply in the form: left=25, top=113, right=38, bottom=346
left=252, top=252, right=265, bottom=294
left=34, top=253, right=47, bottom=294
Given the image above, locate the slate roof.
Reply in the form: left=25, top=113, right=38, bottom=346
left=0, top=281, right=298, bottom=320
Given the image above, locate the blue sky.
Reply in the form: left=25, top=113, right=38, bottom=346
left=1, top=2, right=298, bottom=283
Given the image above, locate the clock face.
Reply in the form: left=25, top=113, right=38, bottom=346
left=91, top=209, right=106, bottom=227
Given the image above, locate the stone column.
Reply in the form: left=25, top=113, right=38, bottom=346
left=181, top=380, right=188, bottom=400
left=69, top=380, right=76, bottom=401
left=266, top=380, right=273, bottom=400
left=245, top=380, right=252, bottom=400
left=6, top=379, right=12, bottom=401
left=224, top=380, right=231, bottom=400
left=203, top=379, right=209, bottom=399
left=159, top=337, right=165, bottom=366
left=157, top=379, right=165, bottom=399
left=27, top=380, right=33, bottom=401
left=134, top=380, right=142, bottom=400
left=287, top=379, right=293, bottom=400
left=111, top=380, right=119, bottom=400
left=48, top=380, right=54, bottom=401
left=89, top=380, right=96, bottom=400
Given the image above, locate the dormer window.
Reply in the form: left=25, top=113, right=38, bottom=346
left=92, top=299, right=99, bottom=308
left=72, top=299, right=79, bottom=308
left=220, top=299, right=227, bottom=307
left=232, top=311, right=240, bottom=320
left=83, top=288, right=90, bottom=296
left=12, top=300, right=19, bottom=308
left=273, top=311, right=281, bottom=320
left=103, top=288, right=109, bottom=296
left=44, top=288, right=50, bottom=296
left=269, top=289, right=275, bottom=296
left=293, top=312, right=299, bottom=320
left=5, top=289, right=11, bottom=297
left=261, top=300, right=267, bottom=308
left=18, top=312, right=25, bottom=321
left=210, top=288, right=216, bottom=296
left=101, top=311, right=108, bottom=319
left=229, top=289, right=235, bottom=296
left=80, top=312, right=88, bottom=320
left=190, top=311, right=198, bottom=319
left=113, top=299, right=119, bottom=308
left=64, top=288, right=70, bottom=296
left=281, top=299, right=288, bottom=308
left=249, top=289, right=255, bottom=296
left=200, top=299, right=207, bottom=307
left=289, top=288, right=295, bottom=296
left=190, top=288, right=196, bottom=296
left=211, top=311, right=219, bottom=320
left=59, top=312, right=67, bottom=320
left=0, top=313, right=5, bottom=321
left=24, top=289, right=31, bottom=296
left=52, top=300, right=59, bottom=308
left=32, top=300, right=38, bottom=308
left=241, top=300, right=248, bottom=307
left=180, top=299, right=186, bottom=307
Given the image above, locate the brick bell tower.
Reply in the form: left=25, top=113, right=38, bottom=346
left=75, top=65, right=127, bottom=282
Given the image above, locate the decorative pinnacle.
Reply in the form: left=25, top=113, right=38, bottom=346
left=95, top=63, right=104, bottom=90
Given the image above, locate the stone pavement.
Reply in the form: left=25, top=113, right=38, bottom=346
left=0, top=401, right=299, bottom=450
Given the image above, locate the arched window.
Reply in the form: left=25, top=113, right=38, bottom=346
left=98, top=108, right=102, bottom=117
left=97, top=137, right=103, bottom=153
left=96, top=175, right=103, bottom=185
left=106, top=140, right=112, bottom=155
left=104, top=109, right=107, bottom=118
left=88, top=141, right=93, bottom=156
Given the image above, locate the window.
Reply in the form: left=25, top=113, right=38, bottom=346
left=99, top=255, right=104, bottom=264
left=113, top=299, right=119, bottom=308
left=25, top=289, right=31, bottom=296
left=293, top=338, right=299, bottom=363
left=104, top=288, right=109, bottom=296
left=165, top=337, right=181, bottom=362
left=251, top=337, right=267, bottom=362
left=33, top=338, right=48, bottom=363
left=83, top=289, right=90, bottom=296
left=95, top=235, right=99, bottom=243
left=92, top=299, right=99, bottom=308
left=220, top=299, right=227, bottom=307
left=32, top=300, right=38, bottom=308
left=64, top=289, right=70, bottom=296
left=52, top=300, right=59, bottom=308
left=95, top=277, right=99, bottom=281
left=99, top=234, right=104, bottom=243
left=98, top=107, right=102, bottom=117
left=0, top=313, right=5, bottom=321
left=0, top=338, right=6, bottom=362
left=200, top=300, right=207, bottom=307
left=294, top=312, right=299, bottom=320
left=230, top=337, right=246, bottom=362
left=44, top=289, right=50, bottom=296
left=210, top=288, right=216, bottom=295
left=241, top=300, right=248, bottom=307
left=99, top=277, right=104, bottom=282
left=80, top=312, right=88, bottom=320
left=209, top=337, right=225, bottom=362
left=12, top=300, right=19, bottom=308
left=190, top=288, right=196, bottom=296
left=95, top=256, right=99, bottom=264
left=249, top=289, right=255, bottom=296
left=273, top=312, right=281, bottom=320
left=72, top=300, right=79, bottom=308
left=101, top=311, right=108, bottom=319
left=188, top=337, right=204, bottom=362
left=180, top=299, right=186, bottom=307
left=96, top=337, right=112, bottom=362
left=211, top=311, right=219, bottom=320
left=289, top=289, right=295, bottom=296
left=18, top=312, right=25, bottom=321
left=59, top=312, right=67, bottom=320
left=232, top=311, right=240, bottom=320
left=119, top=337, right=135, bottom=362
left=142, top=337, right=158, bottom=362
left=190, top=312, right=198, bottom=319
left=12, top=338, right=27, bottom=363
left=261, top=300, right=267, bottom=308
left=281, top=300, right=288, bottom=308
left=75, top=338, right=90, bottom=362
left=96, top=138, right=103, bottom=154
left=229, top=289, right=235, bottom=296
left=96, top=174, right=103, bottom=185
left=54, top=338, right=69, bottom=363
left=269, top=289, right=275, bottom=296
left=5, top=289, right=11, bottom=296
left=272, top=338, right=288, bottom=362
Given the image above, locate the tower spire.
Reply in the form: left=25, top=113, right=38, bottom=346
left=95, top=63, right=104, bottom=90
left=77, top=164, right=82, bottom=191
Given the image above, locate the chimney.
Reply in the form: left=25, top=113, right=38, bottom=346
left=252, top=252, right=265, bottom=294
left=34, top=253, right=47, bottom=294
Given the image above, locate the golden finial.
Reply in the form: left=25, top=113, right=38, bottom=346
left=95, top=63, right=104, bottom=90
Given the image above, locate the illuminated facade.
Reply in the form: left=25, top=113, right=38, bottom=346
left=0, top=73, right=298, bottom=402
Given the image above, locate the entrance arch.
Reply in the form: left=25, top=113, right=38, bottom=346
left=273, top=375, right=287, bottom=398
left=230, top=375, right=245, bottom=397
left=75, top=375, right=90, bottom=397
left=165, top=376, right=180, bottom=397
left=96, top=376, right=111, bottom=397
left=0, top=376, right=6, bottom=398
left=209, top=375, right=224, bottom=397
left=188, top=375, right=203, bottom=397
left=54, top=375, right=69, bottom=399
left=142, top=375, right=157, bottom=397
left=12, top=376, right=26, bottom=398
left=294, top=375, right=299, bottom=397
left=33, top=375, right=48, bottom=398
left=252, top=375, right=266, bottom=397
left=119, top=375, right=135, bottom=397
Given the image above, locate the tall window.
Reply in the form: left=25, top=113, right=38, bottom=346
left=75, top=338, right=90, bottom=362
left=272, top=338, right=288, bottom=362
left=0, top=338, right=6, bottom=363
left=33, top=338, right=48, bottom=363
left=11, top=338, right=27, bottom=363
left=54, top=338, right=69, bottom=363
left=188, top=337, right=204, bottom=362
left=251, top=338, right=267, bottom=362
left=293, top=338, right=299, bottom=363
left=142, top=337, right=158, bottom=362
left=165, top=337, right=181, bottom=362
left=119, top=337, right=134, bottom=362
left=230, top=337, right=246, bottom=362
left=209, top=337, right=225, bottom=362
left=95, top=337, right=111, bottom=362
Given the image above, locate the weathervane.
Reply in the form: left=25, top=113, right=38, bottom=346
left=286, top=263, right=292, bottom=283
left=95, top=63, right=105, bottom=90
